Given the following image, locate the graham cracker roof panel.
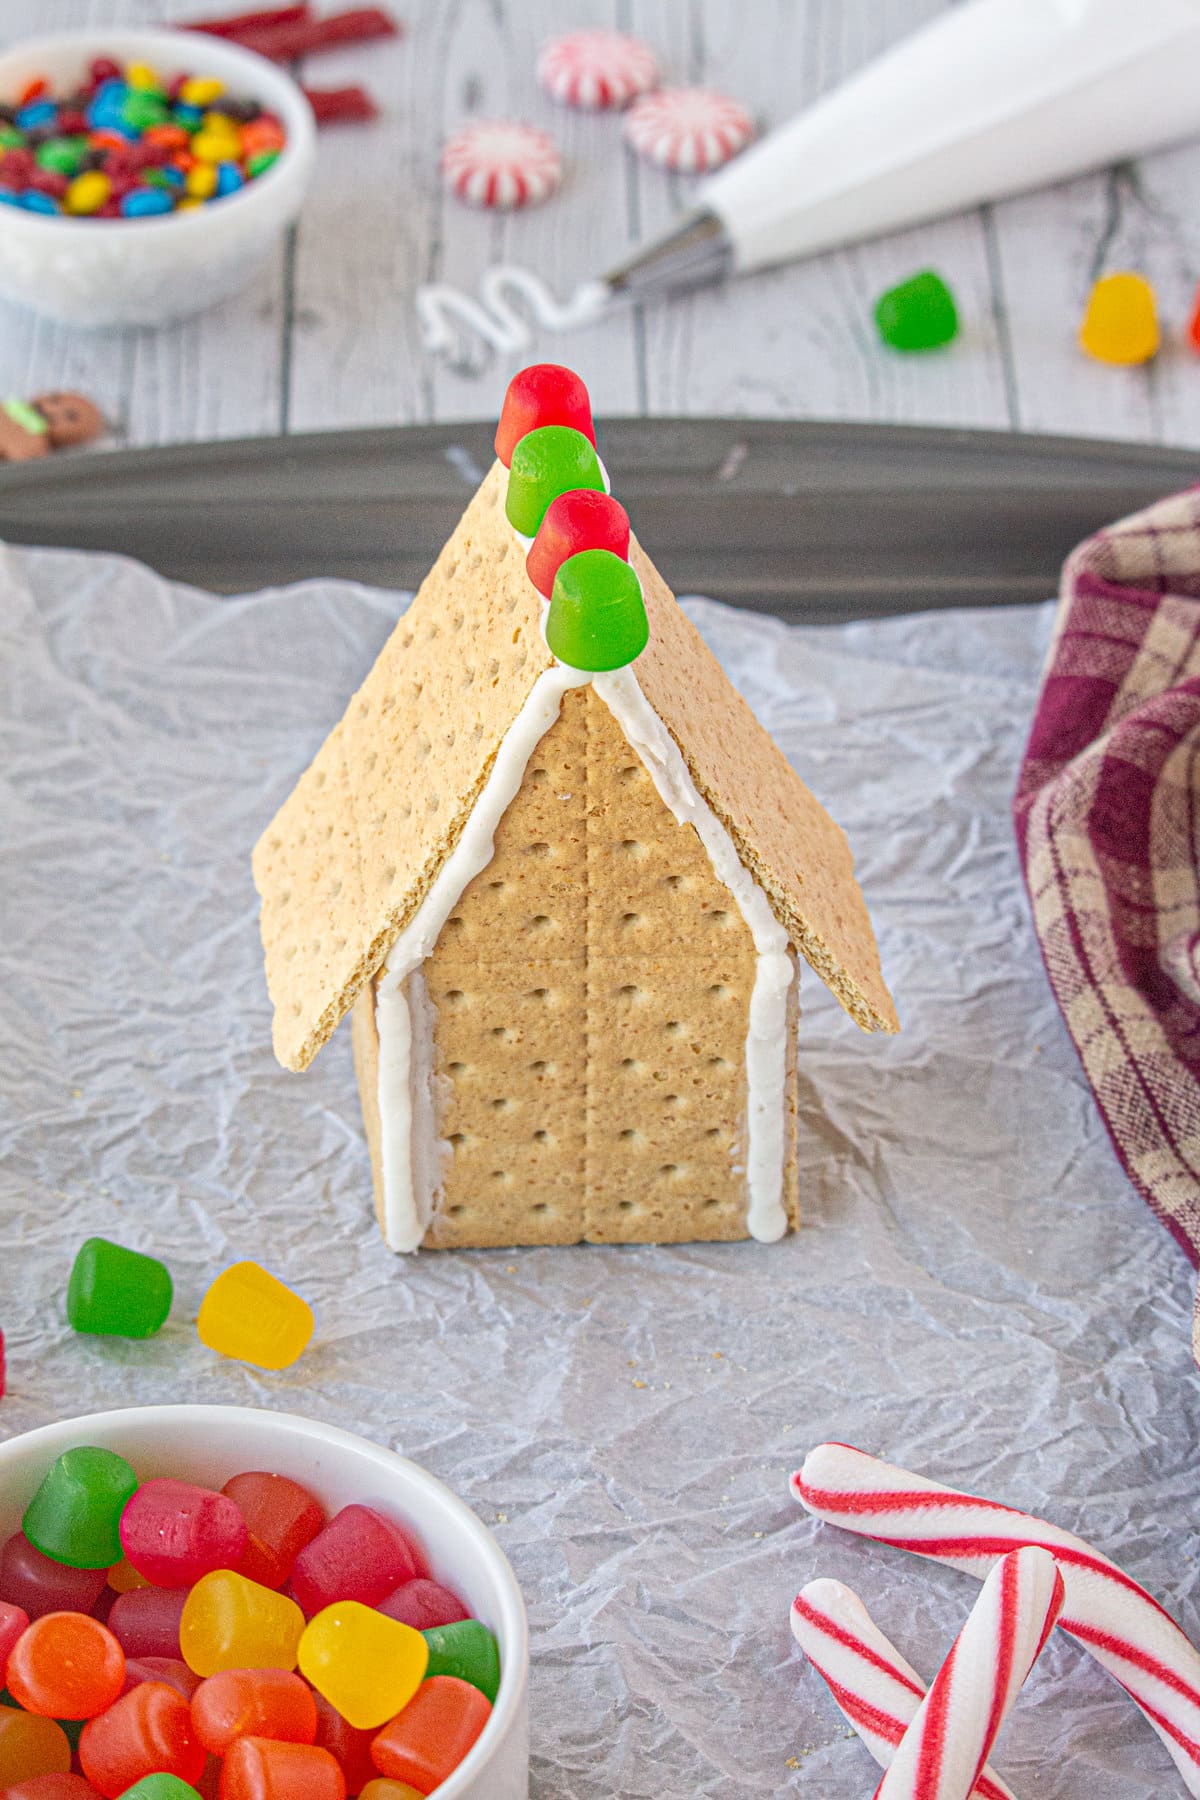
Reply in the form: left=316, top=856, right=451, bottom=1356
left=629, top=537, right=899, bottom=1035
left=254, top=460, right=554, bottom=1072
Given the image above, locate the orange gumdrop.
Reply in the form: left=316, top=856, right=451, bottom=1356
left=219, top=1736, right=346, bottom=1800
left=8, top=1613, right=126, bottom=1720
left=369, top=1677, right=492, bottom=1790
left=79, top=1681, right=205, bottom=1798
left=191, top=1667, right=317, bottom=1756
left=0, top=1705, right=72, bottom=1785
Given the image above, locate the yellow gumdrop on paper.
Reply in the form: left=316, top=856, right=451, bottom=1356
left=1078, top=272, right=1160, bottom=366
left=181, top=1569, right=305, bottom=1677
left=197, top=1260, right=314, bottom=1370
left=299, top=1601, right=429, bottom=1730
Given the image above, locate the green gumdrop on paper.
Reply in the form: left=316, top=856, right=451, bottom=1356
left=545, top=549, right=648, bottom=672
left=67, top=1237, right=173, bottom=1338
left=23, top=1445, right=139, bottom=1569
left=118, top=1778, right=204, bottom=1798
left=874, top=269, right=959, bottom=351
left=504, top=425, right=604, bottom=536
left=421, top=1618, right=501, bottom=1703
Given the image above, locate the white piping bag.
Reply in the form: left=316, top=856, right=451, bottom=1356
left=605, top=0, right=1200, bottom=299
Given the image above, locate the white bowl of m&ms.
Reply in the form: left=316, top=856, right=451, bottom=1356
left=0, top=1404, right=529, bottom=1798
left=0, top=30, right=316, bottom=328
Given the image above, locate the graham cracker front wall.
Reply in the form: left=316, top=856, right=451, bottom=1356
left=352, top=684, right=801, bottom=1249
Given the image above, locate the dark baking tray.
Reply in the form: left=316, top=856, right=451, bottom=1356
left=0, top=419, right=1195, bottom=621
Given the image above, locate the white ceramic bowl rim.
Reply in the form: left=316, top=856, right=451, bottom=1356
left=0, top=1404, right=529, bottom=1800
left=0, top=28, right=316, bottom=238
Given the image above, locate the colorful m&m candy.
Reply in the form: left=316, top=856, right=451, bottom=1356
left=0, top=54, right=286, bottom=222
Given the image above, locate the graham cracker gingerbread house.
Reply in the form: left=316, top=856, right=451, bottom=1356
left=254, top=365, right=897, bottom=1255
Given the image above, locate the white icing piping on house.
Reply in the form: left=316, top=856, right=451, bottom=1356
left=375, top=485, right=795, bottom=1251
left=416, top=266, right=610, bottom=361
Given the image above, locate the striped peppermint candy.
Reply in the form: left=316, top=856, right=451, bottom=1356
left=440, top=121, right=562, bottom=210
left=537, top=29, right=659, bottom=111
left=791, top=1579, right=1019, bottom=1800
left=876, top=1547, right=1063, bottom=1800
left=623, top=86, right=754, bottom=173
left=794, top=1443, right=1200, bottom=1796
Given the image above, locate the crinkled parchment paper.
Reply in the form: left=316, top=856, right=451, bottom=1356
left=1, top=541, right=1197, bottom=1798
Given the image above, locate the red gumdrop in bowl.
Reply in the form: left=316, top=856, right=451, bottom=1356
left=495, top=364, right=596, bottom=467
left=289, top=1504, right=423, bottom=1615
left=311, top=1687, right=377, bottom=1795
left=377, top=1578, right=472, bottom=1631
left=108, top=1586, right=188, bottom=1660
left=527, top=489, right=630, bottom=599
left=0, top=1532, right=107, bottom=1620
left=122, top=1656, right=201, bottom=1702
left=119, top=1479, right=248, bottom=1589
left=221, top=1471, right=325, bottom=1591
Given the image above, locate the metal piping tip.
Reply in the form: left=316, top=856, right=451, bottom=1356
left=601, top=210, right=734, bottom=305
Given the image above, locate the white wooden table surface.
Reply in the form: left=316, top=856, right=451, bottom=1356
left=3, top=0, right=1200, bottom=452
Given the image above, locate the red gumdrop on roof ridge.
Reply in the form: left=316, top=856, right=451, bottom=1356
left=495, top=364, right=596, bottom=467
left=527, top=488, right=630, bottom=598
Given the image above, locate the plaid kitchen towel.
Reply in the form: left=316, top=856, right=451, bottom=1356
left=1015, top=486, right=1200, bottom=1371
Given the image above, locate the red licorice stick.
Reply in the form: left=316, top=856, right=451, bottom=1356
left=230, top=8, right=400, bottom=58
left=182, top=5, right=311, bottom=38
left=303, top=84, right=379, bottom=123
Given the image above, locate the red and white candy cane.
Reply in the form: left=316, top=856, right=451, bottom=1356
left=794, top=1443, right=1200, bottom=1796
left=440, top=121, right=562, bottom=210
left=537, top=29, right=659, bottom=111
left=875, top=1546, right=1063, bottom=1800
left=791, top=1579, right=1019, bottom=1800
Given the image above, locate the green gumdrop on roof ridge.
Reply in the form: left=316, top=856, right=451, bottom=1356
left=545, top=549, right=649, bottom=672
left=504, top=425, right=604, bottom=536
